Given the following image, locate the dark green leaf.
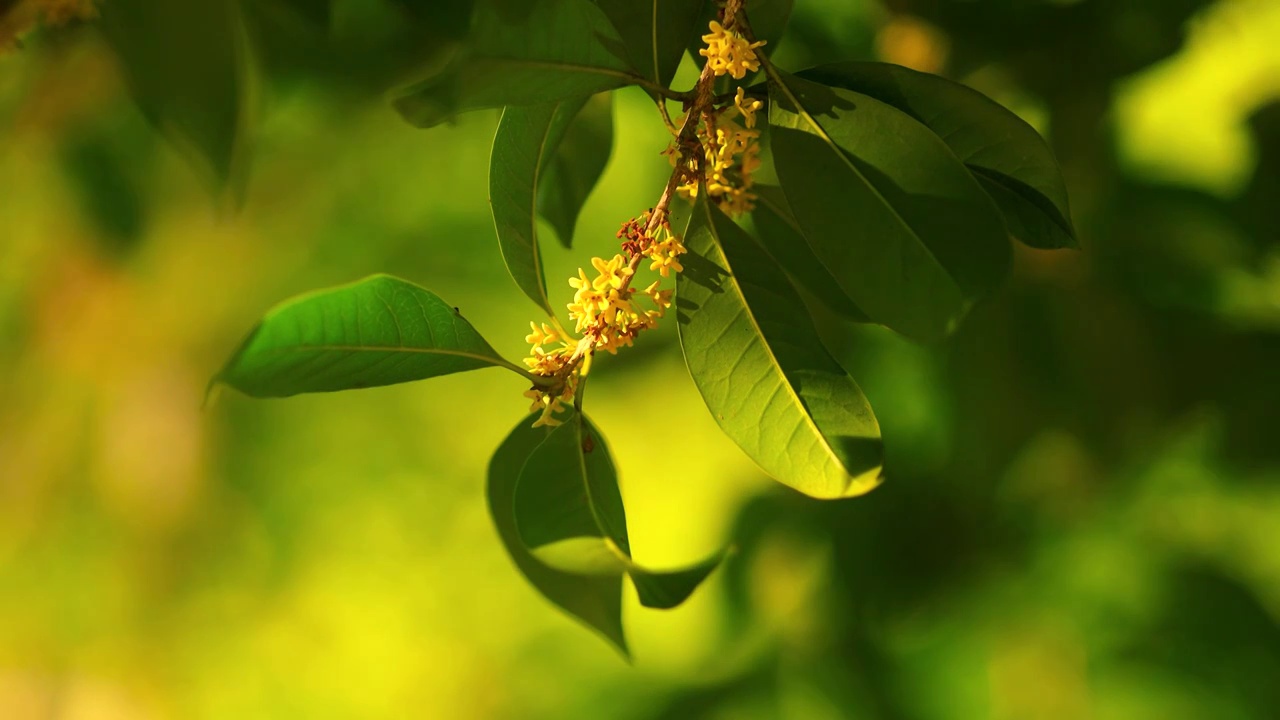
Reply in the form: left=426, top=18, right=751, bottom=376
left=515, top=415, right=630, bottom=555
left=796, top=62, right=1076, bottom=249
left=593, top=0, right=708, bottom=86
left=677, top=195, right=884, bottom=499
left=510, top=412, right=724, bottom=611
left=741, top=0, right=795, bottom=52
left=488, top=417, right=630, bottom=656
left=628, top=554, right=723, bottom=610
left=490, top=99, right=587, bottom=314
left=392, top=0, right=637, bottom=128
left=215, top=275, right=525, bottom=398
left=98, top=0, right=249, bottom=195
left=751, top=185, right=868, bottom=322
left=538, top=92, right=614, bottom=249
left=767, top=68, right=1011, bottom=342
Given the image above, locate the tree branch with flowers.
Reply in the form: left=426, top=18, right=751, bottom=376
left=212, top=0, right=1076, bottom=656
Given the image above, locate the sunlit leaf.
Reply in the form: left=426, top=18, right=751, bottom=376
left=767, top=68, right=1011, bottom=342
left=215, top=275, right=526, bottom=398
left=538, top=92, right=614, bottom=249
left=593, top=0, right=708, bottom=86
left=751, top=185, right=868, bottom=322
left=677, top=195, right=884, bottom=499
left=797, top=62, right=1076, bottom=249
left=509, top=413, right=723, bottom=613
left=488, top=417, right=630, bottom=656
left=98, top=0, right=249, bottom=195
left=392, top=0, right=638, bottom=128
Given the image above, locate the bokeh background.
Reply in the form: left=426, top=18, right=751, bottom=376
left=3, top=0, right=1280, bottom=717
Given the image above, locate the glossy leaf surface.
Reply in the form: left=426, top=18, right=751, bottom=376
left=797, top=62, right=1076, bottom=249
left=677, top=196, right=883, bottom=499
left=768, top=68, right=1011, bottom=342
left=537, top=93, right=614, bottom=249
left=216, top=275, right=522, bottom=397
left=393, top=0, right=636, bottom=128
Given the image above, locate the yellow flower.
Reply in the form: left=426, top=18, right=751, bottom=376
left=734, top=88, right=763, bottom=129
left=525, top=321, right=563, bottom=348
left=591, top=254, right=633, bottom=291
left=646, top=237, right=686, bottom=278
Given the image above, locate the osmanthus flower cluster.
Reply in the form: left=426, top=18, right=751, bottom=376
left=670, top=23, right=767, bottom=216
left=521, top=212, right=685, bottom=428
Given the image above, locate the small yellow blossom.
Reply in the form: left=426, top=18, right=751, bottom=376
left=646, top=235, right=686, bottom=278
left=591, top=254, right=633, bottom=291
left=525, top=321, right=564, bottom=348
left=734, top=88, right=763, bottom=129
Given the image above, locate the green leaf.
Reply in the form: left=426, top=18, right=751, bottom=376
left=767, top=68, right=1011, bottom=342
left=488, top=417, right=630, bottom=656
left=593, top=0, right=708, bottom=86
left=392, top=0, right=638, bottom=128
left=215, top=275, right=526, bottom=398
left=751, top=185, right=868, bottom=322
left=490, top=99, right=584, bottom=314
left=742, top=0, right=795, bottom=52
left=538, top=92, right=615, bottom=249
left=677, top=195, right=884, bottom=499
left=796, top=62, right=1076, bottom=249
left=98, top=0, right=249, bottom=195
left=510, top=413, right=723, bottom=612
left=515, top=417, right=630, bottom=555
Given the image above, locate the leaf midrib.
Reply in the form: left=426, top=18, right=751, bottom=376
left=765, top=65, right=956, bottom=289
left=698, top=199, right=853, bottom=491
left=247, top=343, right=522, bottom=374
left=478, top=58, right=644, bottom=89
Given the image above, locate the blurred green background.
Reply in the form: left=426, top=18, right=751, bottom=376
left=3, top=0, right=1280, bottom=717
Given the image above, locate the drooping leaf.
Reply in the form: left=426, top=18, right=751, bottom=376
left=751, top=185, right=868, bottom=322
left=537, top=92, right=614, bottom=249
left=515, top=416, right=630, bottom=555
left=98, top=0, right=249, bottom=195
left=677, top=195, right=884, bottom=499
left=392, top=0, right=638, bottom=128
left=215, top=275, right=526, bottom=398
left=488, top=417, right=629, bottom=656
left=490, top=99, right=586, bottom=314
left=796, top=62, right=1076, bottom=249
left=510, top=412, right=724, bottom=612
left=593, top=0, right=708, bottom=87
left=767, top=68, right=1011, bottom=342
